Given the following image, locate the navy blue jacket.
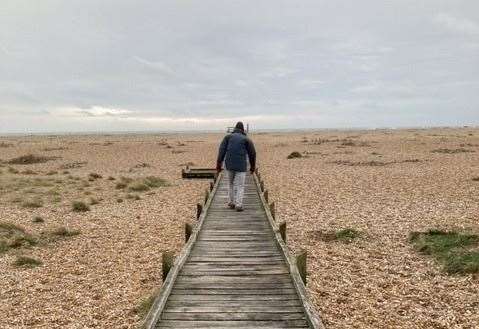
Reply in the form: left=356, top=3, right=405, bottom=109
left=217, top=129, right=256, bottom=172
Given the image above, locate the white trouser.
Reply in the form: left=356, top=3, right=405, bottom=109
left=227, top=170, right=246, bottom=207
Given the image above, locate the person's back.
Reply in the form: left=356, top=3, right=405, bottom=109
left=216, top=122, right=256, bottom=211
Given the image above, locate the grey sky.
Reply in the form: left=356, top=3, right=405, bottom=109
left=1, top=0, right=478, bottom=133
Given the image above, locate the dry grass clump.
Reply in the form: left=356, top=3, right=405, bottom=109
left=0, top=222, right=37, bottom=253
left=341, top=140, right=371, bottom=147
left=60, top=161, right=87, bottom=169
left=72, top=201, right=90, bottom=212
left=126, top=194, right=141, bottom=200
left=7, top=167, right=19, bottom=174
left=287, top=151, right=303, bottom=159
left=21, top=169, right=37, bottom=175
left=116, top=176, right=168, bottom=192
left=21, top=198, right=44, bottom=208
left=0, top=142, right=13, bottom=148
left=133, top=293, right=156, bottom=317
left=43, top=147, right=67, bottom=152
left=310, top=228, right=361, bottom=243
left=50, top=226, right=80, bottom=238
left=133, top=162, right=151, bottom=169
left=331, top=160, right=389, bottom=167
left=7, top=154, right=58, bottom=165
left=13, top=256, right=42, bottom=268
left=88, top=173, right=103, bottom=180
left=32, top=216, right=44, bottom=223
left=431, top=148, right=475, bottom=154
left=410, top=230, right=479, bottom=274
left=128, top=183, right=150, bottom=192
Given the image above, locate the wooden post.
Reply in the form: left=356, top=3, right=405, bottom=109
left=279, top=221, right=286, bottom=242
left=209, top=181, right=214, bottom=191
left=263, top=190, right=269, bottom=203
left=185, top=223, right=193, bottom=242
left=296, top=250, right=307, bottom=285
left=204, top=189, right=209, bottom=204
left=162, top=251, right=175, bottom=281
left=196, top=203, right=203, bottom=220
left=260, top=181, right=265, bottom=192
left=269, top=201, right=276, bottom=220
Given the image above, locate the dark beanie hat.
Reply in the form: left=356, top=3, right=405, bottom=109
left=235, top=121, right=245, bottom=132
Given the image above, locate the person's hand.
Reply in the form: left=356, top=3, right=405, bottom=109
left=216, top=162, right=222, bottom=173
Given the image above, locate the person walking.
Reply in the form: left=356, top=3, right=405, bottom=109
left=216, top=122, right=256, bottom=212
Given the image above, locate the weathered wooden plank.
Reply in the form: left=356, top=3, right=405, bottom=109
left=167, top=294, right=301, bottom=301
left=160, top=312, right=307, bottom=321
left=157, top=319, right=309, bottom=328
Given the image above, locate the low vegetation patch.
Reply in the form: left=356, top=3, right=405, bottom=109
left=309, top=228, right=361, bottom=243
left=7, top=154, right=58, bottom=165
left=32, top=216, right=44, bottom=223
left=72, top=201, right=90, bottom=212
left=409, top=229, right=479, bottom=274
left=134, top=293, right=156, bottom=317
left=60, top=161, right=87, bottom=169
left=431, top=148, right=475, bottom=154
left=13, top=256, right=42, bottom=268
left=21, top=198, right=44, bottom=208
left=341, top=140, right=370, bottom=147
left=117, top=176, right=168, bottom=192
left=0, top=222, right=37, bottom=253
left=88, top=173, right=103, bottom=180
left=335, top=228, right=361, bottom=243
left=0, top=142, right=13, bottom=148
left=50, top=226, right=80, bottom=238
left=287, top=151, right=303, bottom=159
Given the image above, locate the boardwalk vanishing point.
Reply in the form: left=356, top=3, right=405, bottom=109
left=143, top=171, right=324, bottom=328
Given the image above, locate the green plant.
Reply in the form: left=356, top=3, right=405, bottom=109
left=89, top=172, right=102, bottom=180
left=13, top=256, right=42, bottom=268
left=21, top=198, right=44, bottom=208
left=409, top=230, right=479, bottom=274
left=0, top=222, right=37, bottom=252
left=287, top=151, right=302, bottom=159
left=335, top=228, right=361, bottom=243
left=431, top=148, right=474, bottom=154
left=7, top=154, right=57, bottom=165
left=50, top=226, right=80, bottom=237
left=32, top=216, right=44, bottom=223
left=134, top=293, right=156, bottom=317
left=144, top=176, right=168, bottom=188
left=72, top=201, right=90, bottom=212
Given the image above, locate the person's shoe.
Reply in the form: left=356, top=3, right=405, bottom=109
left=235, top=206, right=244, bottom=212
left=227, top=202, right=235, bottom=209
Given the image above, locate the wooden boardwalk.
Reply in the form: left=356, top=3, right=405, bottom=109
left=144, top=172, right=323, bottom=329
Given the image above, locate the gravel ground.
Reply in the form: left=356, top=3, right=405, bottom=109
left=0, top=128, right=478, bottom=328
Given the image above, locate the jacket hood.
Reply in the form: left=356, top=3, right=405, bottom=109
left=233, top=128, right=246, bottom=135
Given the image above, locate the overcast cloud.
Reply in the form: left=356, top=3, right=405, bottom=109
left=0, top=0, right=478, bottom=133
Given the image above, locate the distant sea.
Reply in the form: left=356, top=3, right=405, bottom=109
left=0, top=125, right=476, bottom=137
